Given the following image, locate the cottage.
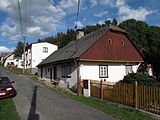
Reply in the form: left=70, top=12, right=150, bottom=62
left=3, top=53, right=16, bottom=67
left=37, top=24, right=144, bottom=91
left=24, top=42, right=58, bottom=74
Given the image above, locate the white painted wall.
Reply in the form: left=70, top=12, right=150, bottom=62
left=31, top=42, right=58, bottom=68
left=79, top=62, right=139, bottom=82
left=38, top=64, right=77, bottom=89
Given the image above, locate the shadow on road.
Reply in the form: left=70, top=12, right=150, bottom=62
left=27, top=86, right=40, bottom=120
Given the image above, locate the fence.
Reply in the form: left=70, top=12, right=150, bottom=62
left=90, top=80, right=160, bottom=115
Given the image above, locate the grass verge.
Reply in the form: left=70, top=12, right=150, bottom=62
left=0, top=98, right=20, bottom=120
left=51, top=87, right=156, bottom=120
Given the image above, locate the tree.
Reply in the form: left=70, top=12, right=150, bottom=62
left=111, top=18, right=118, bottom=26
left=118, top=19, right=160, bottom=80
left=14, top=41, right=25, bottom=57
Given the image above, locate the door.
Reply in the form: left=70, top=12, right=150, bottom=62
left=50, top=67, right=52, bottom=82
left=41, top=67, right=43, bottom=78
left=53, top=66, right=57, bottom=80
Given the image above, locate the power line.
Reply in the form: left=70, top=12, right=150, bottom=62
left=17, top=0, right=24, bottom=38
left=17, top=0, right=26, bottom=74
left=24, top=0, right=27, bottom=40
left=75, top=0, right=81, bottom=30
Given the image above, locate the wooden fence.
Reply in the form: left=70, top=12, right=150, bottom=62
left=90, top=80, right=160, bottom=115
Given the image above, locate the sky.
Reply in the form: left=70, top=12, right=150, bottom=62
left=0, top=0, right=160, bottom=54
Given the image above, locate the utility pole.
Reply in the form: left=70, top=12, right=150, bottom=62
left=23, top=38, right=26, bottom=74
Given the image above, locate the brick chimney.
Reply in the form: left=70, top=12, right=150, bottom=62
left=76, top=29, right=84, bottom=40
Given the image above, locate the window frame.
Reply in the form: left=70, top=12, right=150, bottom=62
left=126, top=65, right=133, bottom=75
left=99, top=65, right=108, bottom=78
left=61, top=65, right=71, bottom=78
left=43, top=47, right=48, bottom=53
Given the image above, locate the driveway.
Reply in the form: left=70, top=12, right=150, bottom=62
left=0, top=67, right=116, bottom=120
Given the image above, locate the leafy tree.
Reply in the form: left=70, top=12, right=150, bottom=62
left=14, top=41, right=25, bottom=57
left=111, top=18, right=118, bottom=26
left=120, top=73, right=156, bottom=86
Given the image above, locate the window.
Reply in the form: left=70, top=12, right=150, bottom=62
left=108, top=39, right=112, bottom=44
left=62, top=65, right=71, bottom=78
left=45, top=68, right=47, bottom=75
left=99, top=65, right=108, bottom=78
left=43, top=47, right=48, bottom=53
left=126, top=65, right=133, bottom=75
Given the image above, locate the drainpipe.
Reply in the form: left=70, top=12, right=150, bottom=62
left=74, top=58, right=81, bottom=95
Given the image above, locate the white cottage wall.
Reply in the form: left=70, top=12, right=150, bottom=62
left=80, top=62, right=139, bottom=82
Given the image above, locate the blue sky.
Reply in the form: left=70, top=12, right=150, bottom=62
left=0, top=0, right=160, bottom=53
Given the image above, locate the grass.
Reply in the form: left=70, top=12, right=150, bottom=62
left=51, top=87, right=156, bottom=120
left=0, top=98, right=20, bottom=120
left=10, top=70, right=23, bottom=75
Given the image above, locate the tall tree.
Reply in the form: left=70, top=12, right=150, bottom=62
left=111, top=18, right=118, bottom=26
left=14, top=41, right=25, bottom=57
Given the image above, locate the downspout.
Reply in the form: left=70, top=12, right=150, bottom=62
left=74, top=57, right=81, bottom=95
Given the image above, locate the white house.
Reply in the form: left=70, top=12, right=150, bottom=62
left=37, top=25, right=144, bottom=93
left=3, top=53, right=16, bottom=67
left=23, top=42, right=58, bottom=74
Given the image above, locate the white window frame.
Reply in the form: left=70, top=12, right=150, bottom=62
left=99, top=65, right=108, bottom=78
left=126, top=65, right=133, bottom=75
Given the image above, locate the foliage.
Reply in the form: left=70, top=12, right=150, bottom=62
left=118, top=19, right=160, bottom=80
left=121, top=73, right=156, bottom=86
left=0, top=98, right=20, bottom=120
left=14, top=41, right=29, bottom=58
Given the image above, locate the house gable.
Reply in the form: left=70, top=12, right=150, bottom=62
left=79, top=30, right=144, bottom=62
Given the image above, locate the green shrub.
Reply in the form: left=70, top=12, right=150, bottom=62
left=120, top=73, right=156, bottom=86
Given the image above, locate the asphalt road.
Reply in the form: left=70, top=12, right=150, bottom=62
left=0, top=67, right=116, bottom=120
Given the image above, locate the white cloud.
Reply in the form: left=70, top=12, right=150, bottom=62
left=91, top=0, right=98, bottom=7
left=116, top=0, right=153, bottom=22
left=0, top=0, right=68, bottom=41
left=75, top=21, right=83, bottom=28
left=90, top=0, right=114, bottom=7
left=0, top=46, right=14, bottom=54
left=59, top=0, right=77, bottom=9
left=98, top=20, right=105, bottom=25
left=99, top=0, right=114, bottom=7
left=94, top=11, right=108, bottom=17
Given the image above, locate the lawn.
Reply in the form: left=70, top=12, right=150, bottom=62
left=0, top=98, right=20, bottom=120
left=53, top=87, right=157, bottom=120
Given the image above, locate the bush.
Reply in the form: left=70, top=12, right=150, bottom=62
left=120, top=73, right=156, bottom=86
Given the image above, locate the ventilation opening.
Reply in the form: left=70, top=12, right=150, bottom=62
left=121, top=40, right=125, bottom=46
left=108, top=39, right=112, bottom=44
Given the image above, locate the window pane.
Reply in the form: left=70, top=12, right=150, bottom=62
left=99, top=65, right=108, bottom=78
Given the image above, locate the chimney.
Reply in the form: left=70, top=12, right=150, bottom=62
left=76, top=29, right=84, bottom=40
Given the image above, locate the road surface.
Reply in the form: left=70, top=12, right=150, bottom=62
left=0, top=67, right=116, bottom=120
